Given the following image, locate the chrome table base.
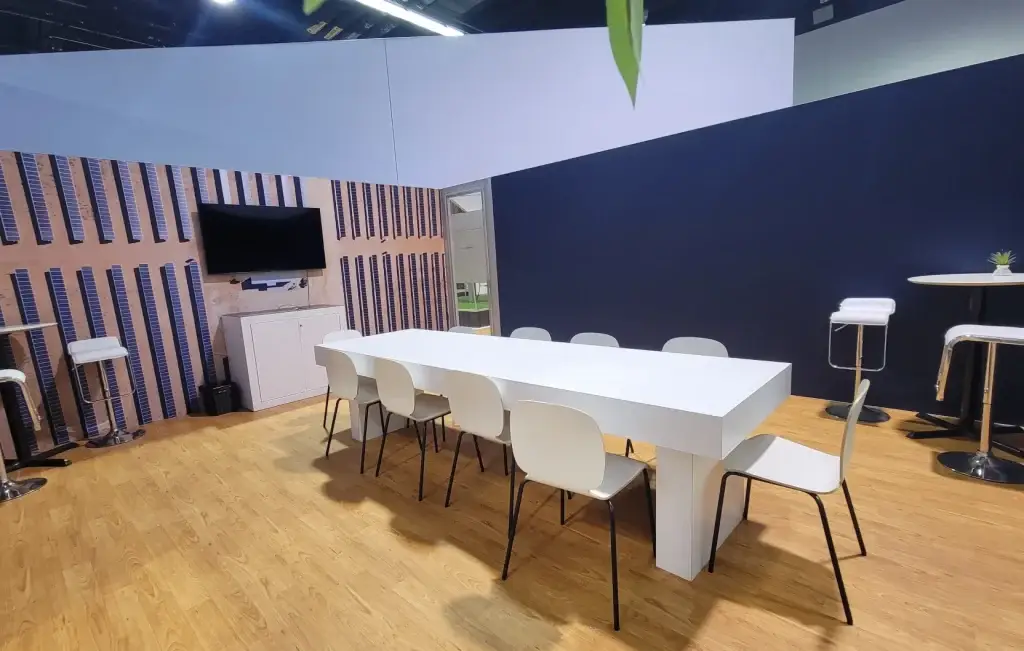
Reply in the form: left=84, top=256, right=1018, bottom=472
left=0, top=476, right=46, bottom=502
left=86, top=428, right=145, bottom=448
left=938, top=451, right=1024, bottom=484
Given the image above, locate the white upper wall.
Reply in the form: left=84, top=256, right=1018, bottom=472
left=0, top=21, right=794, bottom=188
left=795, top=0, right=1024, bottom=105
left=386, top=21, right=794, bottom=188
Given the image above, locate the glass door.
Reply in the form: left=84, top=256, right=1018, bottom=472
left=442, top=180, right=500, bottom=334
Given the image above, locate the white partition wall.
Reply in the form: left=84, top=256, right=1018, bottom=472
left=385, top=21, right=794, bottom=188
left=0, top=21, right=795, bottom=188
left=796, top=0, right=1024, bottom=105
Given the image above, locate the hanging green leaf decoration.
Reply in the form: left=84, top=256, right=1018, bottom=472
left=304, top=0, right=327, bottom=15
left=606, top=0, right=644, bottom=106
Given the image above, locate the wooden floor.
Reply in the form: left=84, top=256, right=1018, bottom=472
left=2, top=396, right=1023, bottom=651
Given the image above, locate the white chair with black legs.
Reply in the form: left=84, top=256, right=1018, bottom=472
left=68, top=337, right=143, bottom=447
left=502, top=400, right=655, bottom=631
left=443, top=371, right=517, bottom=533
left=827, top=298, right=894, bottom=423
left=509, top=327, right=551, bottom=342
left=934, top=325, right=1024, bottom=484
left=570, top=332, right=619, bottom=347
left=621, top=336, right=731, bottom=458
left=449, top=326, right=478, bottom=334
left=375, top=358, right=451, bottom=501
left=0, top=369, right=46, bottom=502
left=322, top=348, right=381, bottom=473
left=322, top=330, right=362, bottom=431
left=708, top=379, right=870, bottom=626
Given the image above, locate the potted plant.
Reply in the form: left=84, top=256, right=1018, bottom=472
left=989, top=250, right=1016, bottom=276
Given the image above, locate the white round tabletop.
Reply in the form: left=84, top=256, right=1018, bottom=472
left=908, top=273, right=1024, bottom=287
left=0, top=322, right=57, bottom=336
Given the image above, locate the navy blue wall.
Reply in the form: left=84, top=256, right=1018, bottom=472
left=491, top=54, right=1024, bottom=418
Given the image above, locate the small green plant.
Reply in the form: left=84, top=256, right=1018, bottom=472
left=989, top=250, right=1016, bottom=266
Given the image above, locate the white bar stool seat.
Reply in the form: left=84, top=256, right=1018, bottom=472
left=934, top=324, right=1024, bottom=484
left=0, top=369, right=46, bottom=502
left=68, top=336, right=143, bottom=447
left=826, top=297, right=894, bottom=423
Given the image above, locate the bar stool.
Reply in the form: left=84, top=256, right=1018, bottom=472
left=826, top=298, right=894, bottom=423
left=0, top=369, right=47, bottom=502
left=68, top=337, right=143, bottom=447
left=935, top=325, right=1024, bottom=484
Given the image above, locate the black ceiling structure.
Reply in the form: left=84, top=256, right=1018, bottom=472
left=0, top=0, right=905, bottom=55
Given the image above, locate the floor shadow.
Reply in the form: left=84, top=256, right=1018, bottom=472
left=308, top=425, right=856, bottom=649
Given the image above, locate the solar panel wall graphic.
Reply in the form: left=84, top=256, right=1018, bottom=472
left=0, top=149, right=448, bottom=452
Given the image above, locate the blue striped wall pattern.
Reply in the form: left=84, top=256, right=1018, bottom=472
left=0, top=149, right=449, bottom=450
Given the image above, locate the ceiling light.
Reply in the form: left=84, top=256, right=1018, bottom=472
left=210, top=0, right=235, bottom=5
left=351, top=0, right=464, bottom=37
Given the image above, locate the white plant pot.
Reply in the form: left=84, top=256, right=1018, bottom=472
left=994, top=265, right=1012, bottom=276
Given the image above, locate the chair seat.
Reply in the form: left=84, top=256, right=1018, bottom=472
left=830, top=309, right=890, bottom=327
left=70, top=345, right=129, bottom=365
left=526, top=453, right=646, bottom=501
left=408, top=393, right=451, bottom=422
left=0, top=368, right=27, bottom=383
left=945, top=324, right=1024, bottom=347
left=724, top=434, right=841, bottom=495
left=354, top=377, right=380, bottom=404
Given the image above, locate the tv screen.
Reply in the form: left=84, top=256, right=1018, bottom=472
left=198, top=204, right=327, bottom=275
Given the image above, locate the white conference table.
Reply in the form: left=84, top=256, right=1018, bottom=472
left=315, top=329, right=791, bottom=581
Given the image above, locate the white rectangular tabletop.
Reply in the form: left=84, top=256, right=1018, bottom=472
left=316, top=329, right=790, bottom=460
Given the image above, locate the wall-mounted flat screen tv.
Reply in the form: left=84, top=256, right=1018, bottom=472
left=198, top=204, right=327, bottom=275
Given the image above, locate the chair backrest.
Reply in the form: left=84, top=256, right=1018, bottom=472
left=375, top=358, right=417, bottom=417
left=662, top=337, right=728, bottom=357
left=840, top=379, right=870, bottom=482
left=570, top=332, right=619, bottom=348
left=511, top=400, right=606, bottom=494
left=446, top=371, right=505, bottom=441
left=323, top=329, right=362, bottom=344
left=323, top=349, right=360, bottom=400
left=67, top=336, right=120, bottom=357
left=449, top=326, right=477, bottom=334
left=509, top=326, right=552, bottom=342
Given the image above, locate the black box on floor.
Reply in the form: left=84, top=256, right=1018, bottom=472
left=200, top=384, right=235, bottom=416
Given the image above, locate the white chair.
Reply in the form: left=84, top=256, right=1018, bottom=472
left=662, top=336, right=728, bottom=357
left=322, top=348, right=381, bottom=473
left=68, top=336, right=143, bottom=447
left=934, top=325, right=1024, bottom=484
left=570, top=332, right=619, bottom=347
left=708, top=379, right=870, bottom=626
left=502, top=400, right=654, bottom=631
left=625, top=336, right=731, bottom=458
left=827, top=298, right=894, bottom=423
left=509, top=327, right=552, bottom=342
left=375, top=359, right=451, bottom=501
left=443, top=371, right=517, bottom=532
left=0, top=369, right=46, bottom=502
left=449, top=326, right=478, bottom=334
left=322, top=330, right=362, bottom=430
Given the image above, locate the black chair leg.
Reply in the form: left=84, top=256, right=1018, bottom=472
left=472, top=435, right=485, bottom=472
left=707, top=472, right=735, bottom=573
left=559, top=490, right=566, bottom=525
left=444, top=431, right=466, bottom=507
left=743, top=477, right=751, bottom=520
left=374, top=412, right=392, bottom=477
left=502, top=480, right=529, bottom=579
left=502, top=446, right=509, bottom=476
left=507, top=451, right=516, bottom=535
left=325, top=398, right=343, bottom=458
left=362, top=403, right=384, bottom=475
left=442, top=419, right=446, bottom=443
left=431, top=420, right=439, bottom=453
left=417, top=422, right=428, bottom=501
left=812, top=493, right=854, bottom=625
left=607, top=500, right=620, bottom=631
left=842, top=480, right=867, bottom=556
left=625, top=438, right=634, bottom=458
left=322, top=387, right=331, bottom=430
left=642, top=468, right=656, bottom=557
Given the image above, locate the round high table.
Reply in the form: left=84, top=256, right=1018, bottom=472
left=907, top=273, right=1024, bottom=454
